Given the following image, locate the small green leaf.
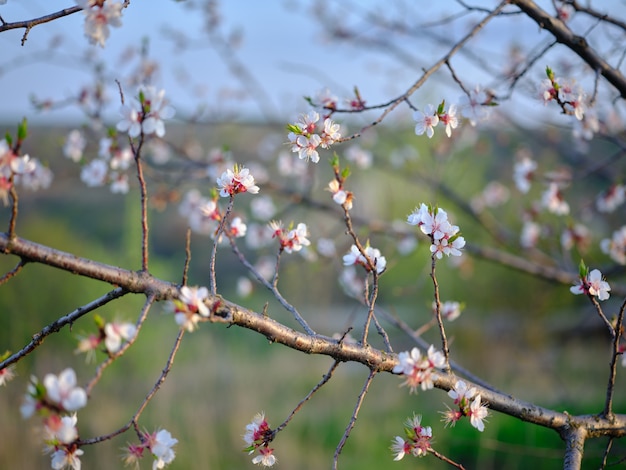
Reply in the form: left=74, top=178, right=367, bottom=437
left=578, top=259, right=588, bottom=278
left=437, top=99, right=446, bottom=115
left=17, top=117, right=28, bottom=141
left=286, top=123, right=302, bottom=134
left=94, top=314, right=105, bottom=329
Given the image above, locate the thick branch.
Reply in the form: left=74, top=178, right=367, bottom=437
left=511, top=0, right=626, bottom=98
left=0, top=233, right=178, bottom=300
left=3, top=232, right=626, bottom=442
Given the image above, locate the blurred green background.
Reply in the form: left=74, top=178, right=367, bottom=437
left=1, top=122, right=625, bottom=469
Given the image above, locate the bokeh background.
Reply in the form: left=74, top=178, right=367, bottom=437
left=1, top=1, right=626, bottom=469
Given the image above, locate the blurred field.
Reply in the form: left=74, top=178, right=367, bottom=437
left=1, top=122, right=625, bottom=469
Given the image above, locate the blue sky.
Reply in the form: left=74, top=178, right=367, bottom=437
left=0, top=1, right=623, bottom=125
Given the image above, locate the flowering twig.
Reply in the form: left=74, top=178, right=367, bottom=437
left=85, top=294, right=156, bottom=396
left=512, top=0, right=626, bottom=98
left=333, top=368, right=376, bottom=470
left=0, top=287, right=127, bottom=371
left=335, top=1, right=508, bottom=142
left=78, top=328, right=185, bottom=447
left=209, top=196, right=233, bottom=295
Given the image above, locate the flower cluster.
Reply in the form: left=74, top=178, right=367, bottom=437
left=216, top=164, right=260, bottom=197
left=540, top=67, right=587, bottom=120
left=407, top=204, right=465, bottom=259
left=75, top=316, right=136, bottom=361
left=342, top=244, right=387, bottom=274
left=123, top=428, right=178, bottom=469
left=0, top=137, right=52, bottom=205
left=442, top=380, right=489, bottom=432
left=458, top=85, right=493, bottom=126
left=287, top=110, right=341, bottom=163
left=243, top=412, right=277, bottom=467
left=21, top=368, right=88, bottom=470
left=435, top=301, right=463, bottom=322
left=513, top=151, right=536, bottom=193
left=166, top=285, right=210, bottom=332
left=561, top=223, right=591, bottom=252
left=117, top=86, right=175, bottom=139
left=76, top=0, right=123, bottom=48
left=541, top=182, right=569, bottom=215
left=74, top=134, right=134, bottom=194
left=413, top=101, right=457, bottom=139
left=601, top=226, right=626, bottom=265
left=570, top=264, right=611, bottom=301
left=390, top=414, right=432, bottom=460
left=392, top=346, right=446, bottom=393
left=327, top=179, right=353, bottom=210
left=310, top=86, right=367, bottom=112
left=596, top=184, right=625, bottom=213
left=269, top=221, right=311, bottom=254
left=178, top=190, right=221, bottom=235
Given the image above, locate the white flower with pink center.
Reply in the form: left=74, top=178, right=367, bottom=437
left=217, top=165, right=260, bottom=197
left=104, top=321, right=136, bottom=353
left=413, top=104, right=439, bottom=138
left=468, top=395, right=489, bottom=432
left=570, top=268, right=611, bottom=301
left=43, top=368, right=87, bottom=412
left=541, top=182, right=569, bottom=215
left=513, top=155, right=537, bottom=193
left=439, top=103, right=458, bottom=137
left=50, top=447, right=84, bottom=470
left=77, top=0, right=123, bottom=48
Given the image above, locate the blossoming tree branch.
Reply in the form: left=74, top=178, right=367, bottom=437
left=1, top=1, right=626, bottom=469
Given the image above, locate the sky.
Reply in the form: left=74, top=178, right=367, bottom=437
left=0, top=1, right=624, bottom=126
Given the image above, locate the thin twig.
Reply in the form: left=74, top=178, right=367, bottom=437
left=0, top=287, right=127, bottom=371
left=333, top=368, right=377, bottom=470
left=602, top=298, right=626, bottom=419
left=599, top=437, right=614, bottom=469
left=0, top=258, right=26, bottom=285
left=0, top=6, right=82, bottom=46
left=335, top=2, right=509, bottom=141
left=430, top=252, right=451, bottom=371
left=85, top=294, right=156, bottom=396
left=133, top=135, right=149, bottom=271
left=274, top=360, right=340, bottom=435
left=209, top=196, right=233, bottom=295
left=8, top=184, right=18, bottom=237
left=429, top=448, right=466, bottom=469
left=182, top=227, right=192, bottom=286
left=78, top=327, right=186, bottom=446
left=226, top=233, right=315, bottom=335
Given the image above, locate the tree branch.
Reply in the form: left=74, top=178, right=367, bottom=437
left=511, top=0, right=626, bottom=98
left=0, top=7, right=82, bottom=46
